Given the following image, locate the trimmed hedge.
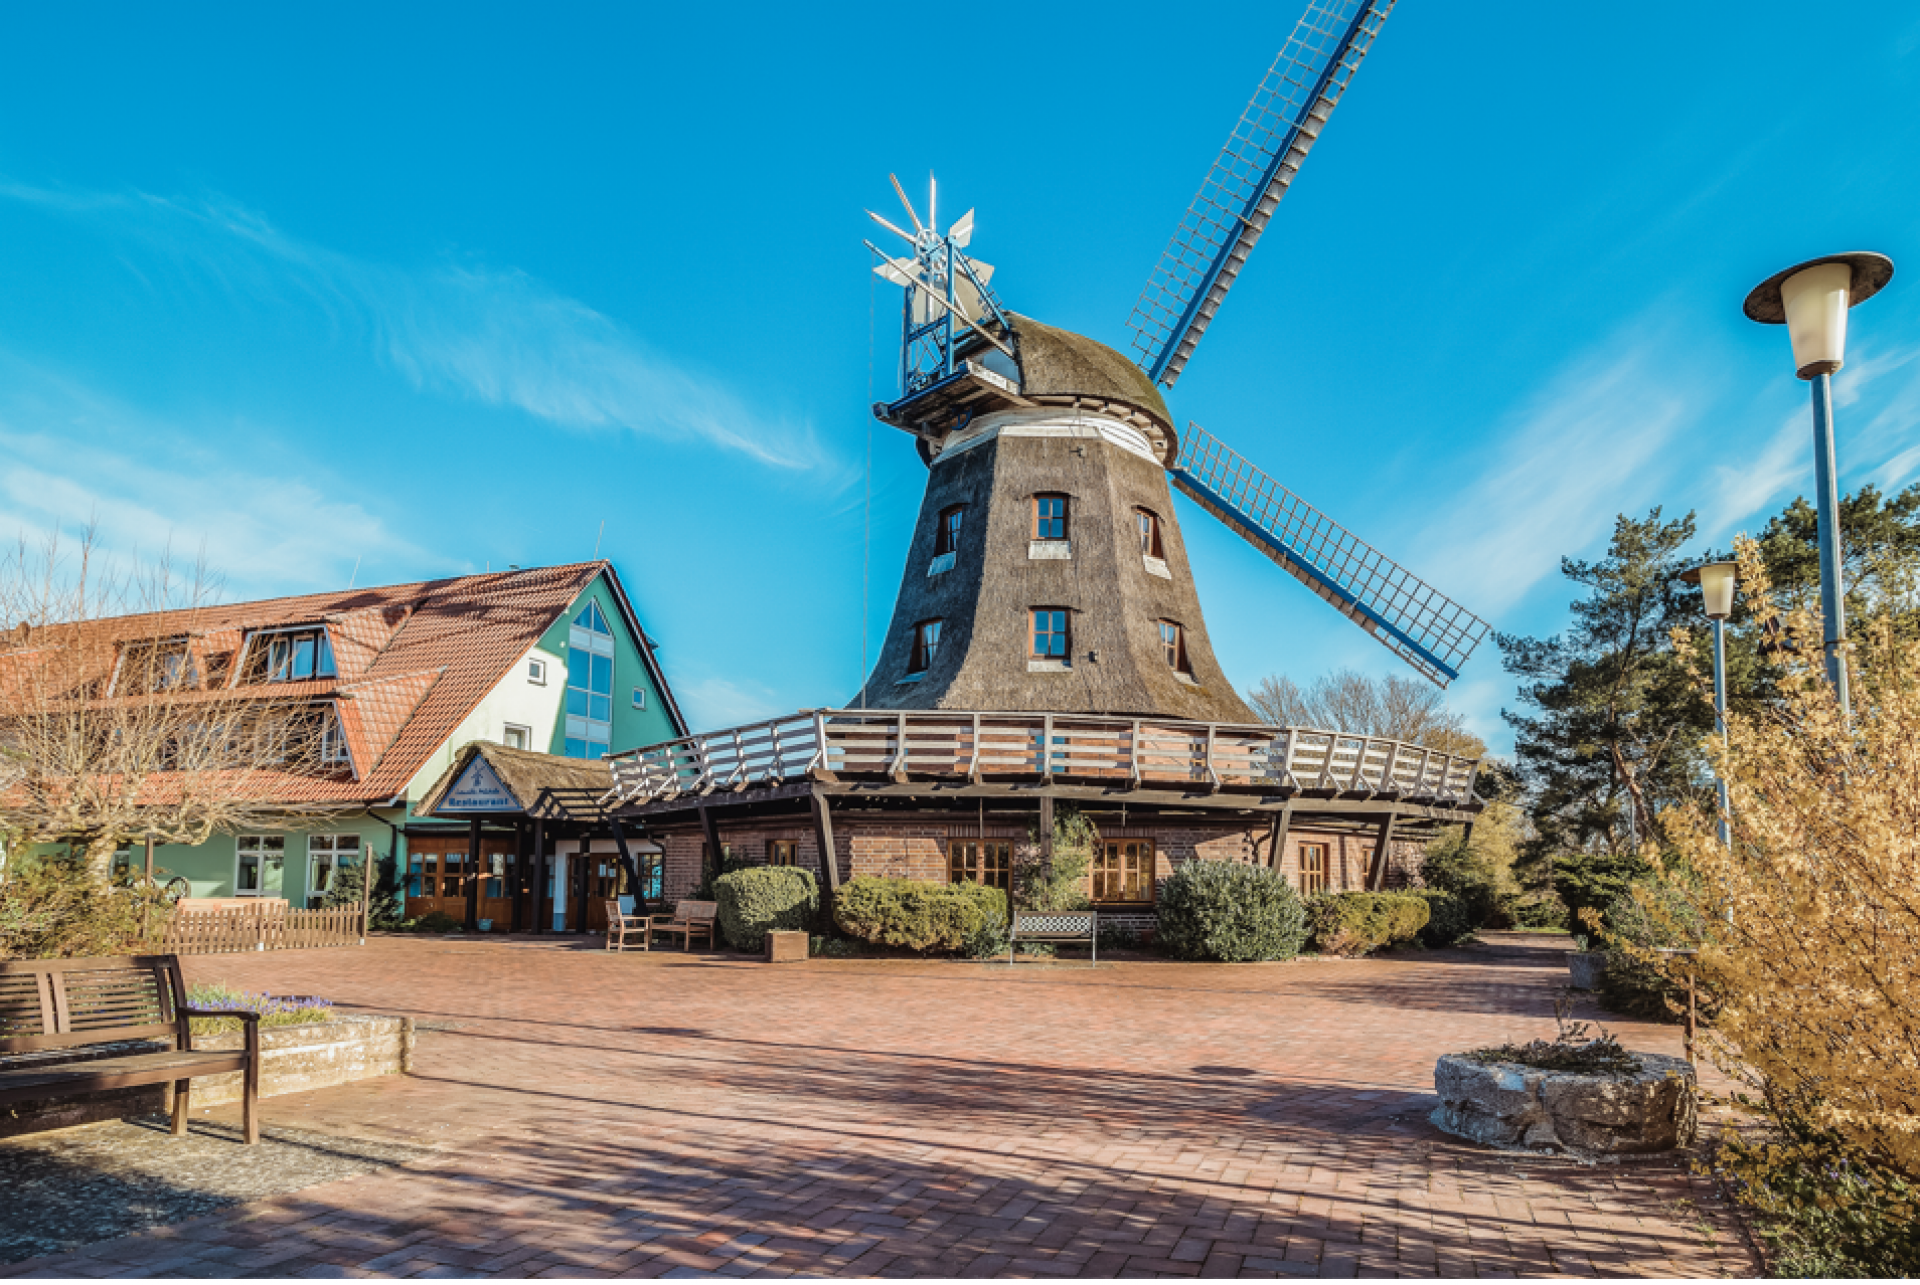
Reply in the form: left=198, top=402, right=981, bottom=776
left=1155, top=860, right=1307, bottom=962
left=1305, top=891, right=1430, bottom=956
left=834, top=876, right=1006, bottom=953
left=714, top=866, right=820, bottom=952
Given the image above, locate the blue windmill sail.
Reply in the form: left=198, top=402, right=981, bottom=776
left=1171, top=423, right=1488, bottom=687
left=1127, top=0, right=1396, bottom=389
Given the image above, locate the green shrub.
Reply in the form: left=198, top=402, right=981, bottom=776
left=1550, top=848, right=1646, bottom=933
left=1595, top=870, right=1706, bottom=1020
left=693, top=851, right=756, bottom=902
left=319, top=850, right=405, bottom=930
left=834, top=876, right=1007, bottom=953
left=714, top=866, right=819, bottom=952
left=1305, top=891, right=1430, bottom=956
left=1155, top=860, right=1306, bottom=962
left=404, top=910, right=461, bottom=934
left=1417, top=888, right=1473, bottom=947
left=1013, top=807, right=1095, bottom=911
left=1420, top=831, right=1500, bottom=927
left=0, top=854, right=168, bottom=959
left=1496, top=890, right=1569, bottom=929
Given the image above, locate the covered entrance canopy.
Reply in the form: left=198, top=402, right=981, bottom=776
left=415, top=742, right=658, bottom=933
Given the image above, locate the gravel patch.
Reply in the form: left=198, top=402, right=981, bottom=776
left=0, top=1115, right=431, bottom=1262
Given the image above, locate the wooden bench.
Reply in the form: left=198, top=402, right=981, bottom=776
left=645, top=900, right=717, bottom=952
left=0, top=955, right=262, bottom=1144
left=602, top=898, right=651, bottom=952
left=1008, top=910, right=1098, bottom=964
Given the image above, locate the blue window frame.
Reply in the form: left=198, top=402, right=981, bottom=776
left=565, top=601, right=615, bottom=759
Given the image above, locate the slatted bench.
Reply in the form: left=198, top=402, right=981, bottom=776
left=645, top=900, right=717, bottom=952
left=0, top=955, right=262, bottom=1144
left=1008, top=910, right=1098, bottom=964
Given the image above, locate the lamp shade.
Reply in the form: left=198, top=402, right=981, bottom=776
left=1743, top=251, right=1895, bottom=381
left=1780, top=262, right=1852, bottom=378
left=1681, top=561, right=1738, bottom=621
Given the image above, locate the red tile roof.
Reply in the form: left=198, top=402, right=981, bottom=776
left=1, top=562, right=614, bottom=807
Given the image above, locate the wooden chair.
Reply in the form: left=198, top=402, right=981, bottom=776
left=603, top=899, right=651, bottom=952
left=646, top=900, right=717, bottom=952
left=0, top=955, right=263, bottom=1144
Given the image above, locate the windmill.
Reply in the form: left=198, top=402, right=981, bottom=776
left=860, top=0, right=1487, bottom=722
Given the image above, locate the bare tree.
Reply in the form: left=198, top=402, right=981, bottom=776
left=1246, top=668, right=1486, bottom=758
left=0, top=528, right=349, bottom=883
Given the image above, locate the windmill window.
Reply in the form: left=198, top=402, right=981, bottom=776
left=565, top=601, right=615, bottom=759
left=935, top=505, right=965, bottom=556
left=1033, top=494, right=1068, bottom=541
left=909, top=620, right=942, bottom=674
left=1031, top=609, right=1070, bottom=659
left=1094, top=840, right=1156, bottom=904
left=1136, top=509, right=1164, bottom=559
left=1299, top=842, right=1329, bottom=898
left=1158, top=620, right=1189, bottom=673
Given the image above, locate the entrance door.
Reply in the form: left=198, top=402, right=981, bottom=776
left=405, top=836, right=517, bottom=930
left=583, top=855, right=620, bottom=931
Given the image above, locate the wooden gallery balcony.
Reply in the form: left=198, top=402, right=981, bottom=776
left=604, top=709, right=1483, bottom=824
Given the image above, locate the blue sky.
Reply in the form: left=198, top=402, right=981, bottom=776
left=3, top=3, right=1919, bottom=750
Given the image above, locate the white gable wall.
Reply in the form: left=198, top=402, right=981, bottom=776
left=403, top=641, right=567, bottom=803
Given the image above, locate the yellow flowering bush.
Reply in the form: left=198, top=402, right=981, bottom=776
left=1635, top=539, right=1919, bottom=1273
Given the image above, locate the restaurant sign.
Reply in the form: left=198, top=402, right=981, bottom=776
left=442, top=757, right=520, bottom=812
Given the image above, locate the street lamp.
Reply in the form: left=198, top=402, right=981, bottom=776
left=1743, top=251, right=1895, bottom=713
left=1681, top=560, right=1737, bottom=847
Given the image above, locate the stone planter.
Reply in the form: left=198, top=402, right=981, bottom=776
left=1431, top=1051, right=1697, bottom=1155
left=0, top=1014, right=413, bottom=1139
left=1567, top=950, right=1608, bottom=990
left=765, top=930, right=809, bottom=963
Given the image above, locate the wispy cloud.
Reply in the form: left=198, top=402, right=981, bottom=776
left=1414, top=330, right=1696, bottom=620
left=0, top=180, right=826, bottom=471
left=0, top=357, right=427, bottom=598
left=676, top=675, right=792, bottom=733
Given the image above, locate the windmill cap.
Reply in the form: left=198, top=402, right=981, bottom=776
left=1743, top=251, right=1894, bottom=323
left=1006, top=313, right=1175, bottom=435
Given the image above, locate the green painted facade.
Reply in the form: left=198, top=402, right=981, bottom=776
left=5, top=567, right=683, bottom=904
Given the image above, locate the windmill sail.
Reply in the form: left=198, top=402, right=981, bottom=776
left=1127, top=0, right=1395, bottom=389
left=1171, top=423, right=1487, bottom=687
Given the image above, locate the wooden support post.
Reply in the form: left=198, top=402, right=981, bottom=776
left=359, top=842, right=373, bottom=945
left=699, top=805, right=724, bottom=890
left=572, top=838, right=591, bottom=933
left=1367, top=814, right=1398, bottom=891
left=1265, top=804, right=1293, bottom=870
left=143, top=836, right=155, bottom=884
left=1039, top=795, right=1055, bottom=862
left=809, top=787, right=841, bottom=932
left=531, top=818, right=548, bottom=934
left=465, top=818, right=483, bottom=932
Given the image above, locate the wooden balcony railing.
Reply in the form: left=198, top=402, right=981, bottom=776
left=605, top=709, right=1479, bottom=809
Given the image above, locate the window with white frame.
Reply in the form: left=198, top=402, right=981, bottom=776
left=631, top=686, right=646, bottom=710
left=503, top=724, right=531, bottom=750
left=308, top=834, right=358, bottom=903
left=244, top=627, right=337, bottom=683
left=236, top=835, right=284, bottom=895
left=528, top=657, right=548, bottom=685
left=565, top=601, right=615, bottom=759
left=318, top=707, right=352, bottom=766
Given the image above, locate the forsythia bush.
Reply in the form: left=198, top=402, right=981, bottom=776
left=1640, top=541, right=1920, bottom=1275
left=1155, top=860, right=1306, bottom=962
left=834, top=876, right=1006, bottom=953
left=1305, top=891, right=1429, bottom=956
left=0, top=855, right=167, bottom=959
left=714, top=866, right=819, bottom=952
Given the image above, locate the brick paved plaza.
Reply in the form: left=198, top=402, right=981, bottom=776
left=4, top=933, right=1756, bottom=1278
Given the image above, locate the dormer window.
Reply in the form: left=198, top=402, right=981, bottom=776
left=1033, top=495, right=1068, bottom=541
left=118, top=639, right=197, bottom=695
left=910, top=620, right=943, bottom=675
left=1136, top=509, right=1164, bottom=558
left=239, top=626, right=337, bottom=684
left=318, top=707, right=352, bottom=766
left=936, top=506, right=964, bottom=556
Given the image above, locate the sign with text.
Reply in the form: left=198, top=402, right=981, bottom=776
left=441, top=756, right=520, bottom=813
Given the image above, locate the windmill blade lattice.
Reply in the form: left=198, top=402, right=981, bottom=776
left=1128, top=0, right=1395, bottom=389
left=1170, top=423, right=1487, bottom=687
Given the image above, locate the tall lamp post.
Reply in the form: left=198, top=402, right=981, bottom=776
left=1742, top=251, right=1895, bottom=713
left=1681, top=561, right=1738, bottom=848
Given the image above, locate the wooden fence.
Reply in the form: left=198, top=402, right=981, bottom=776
left=163, top=900, right=366, bottom=955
